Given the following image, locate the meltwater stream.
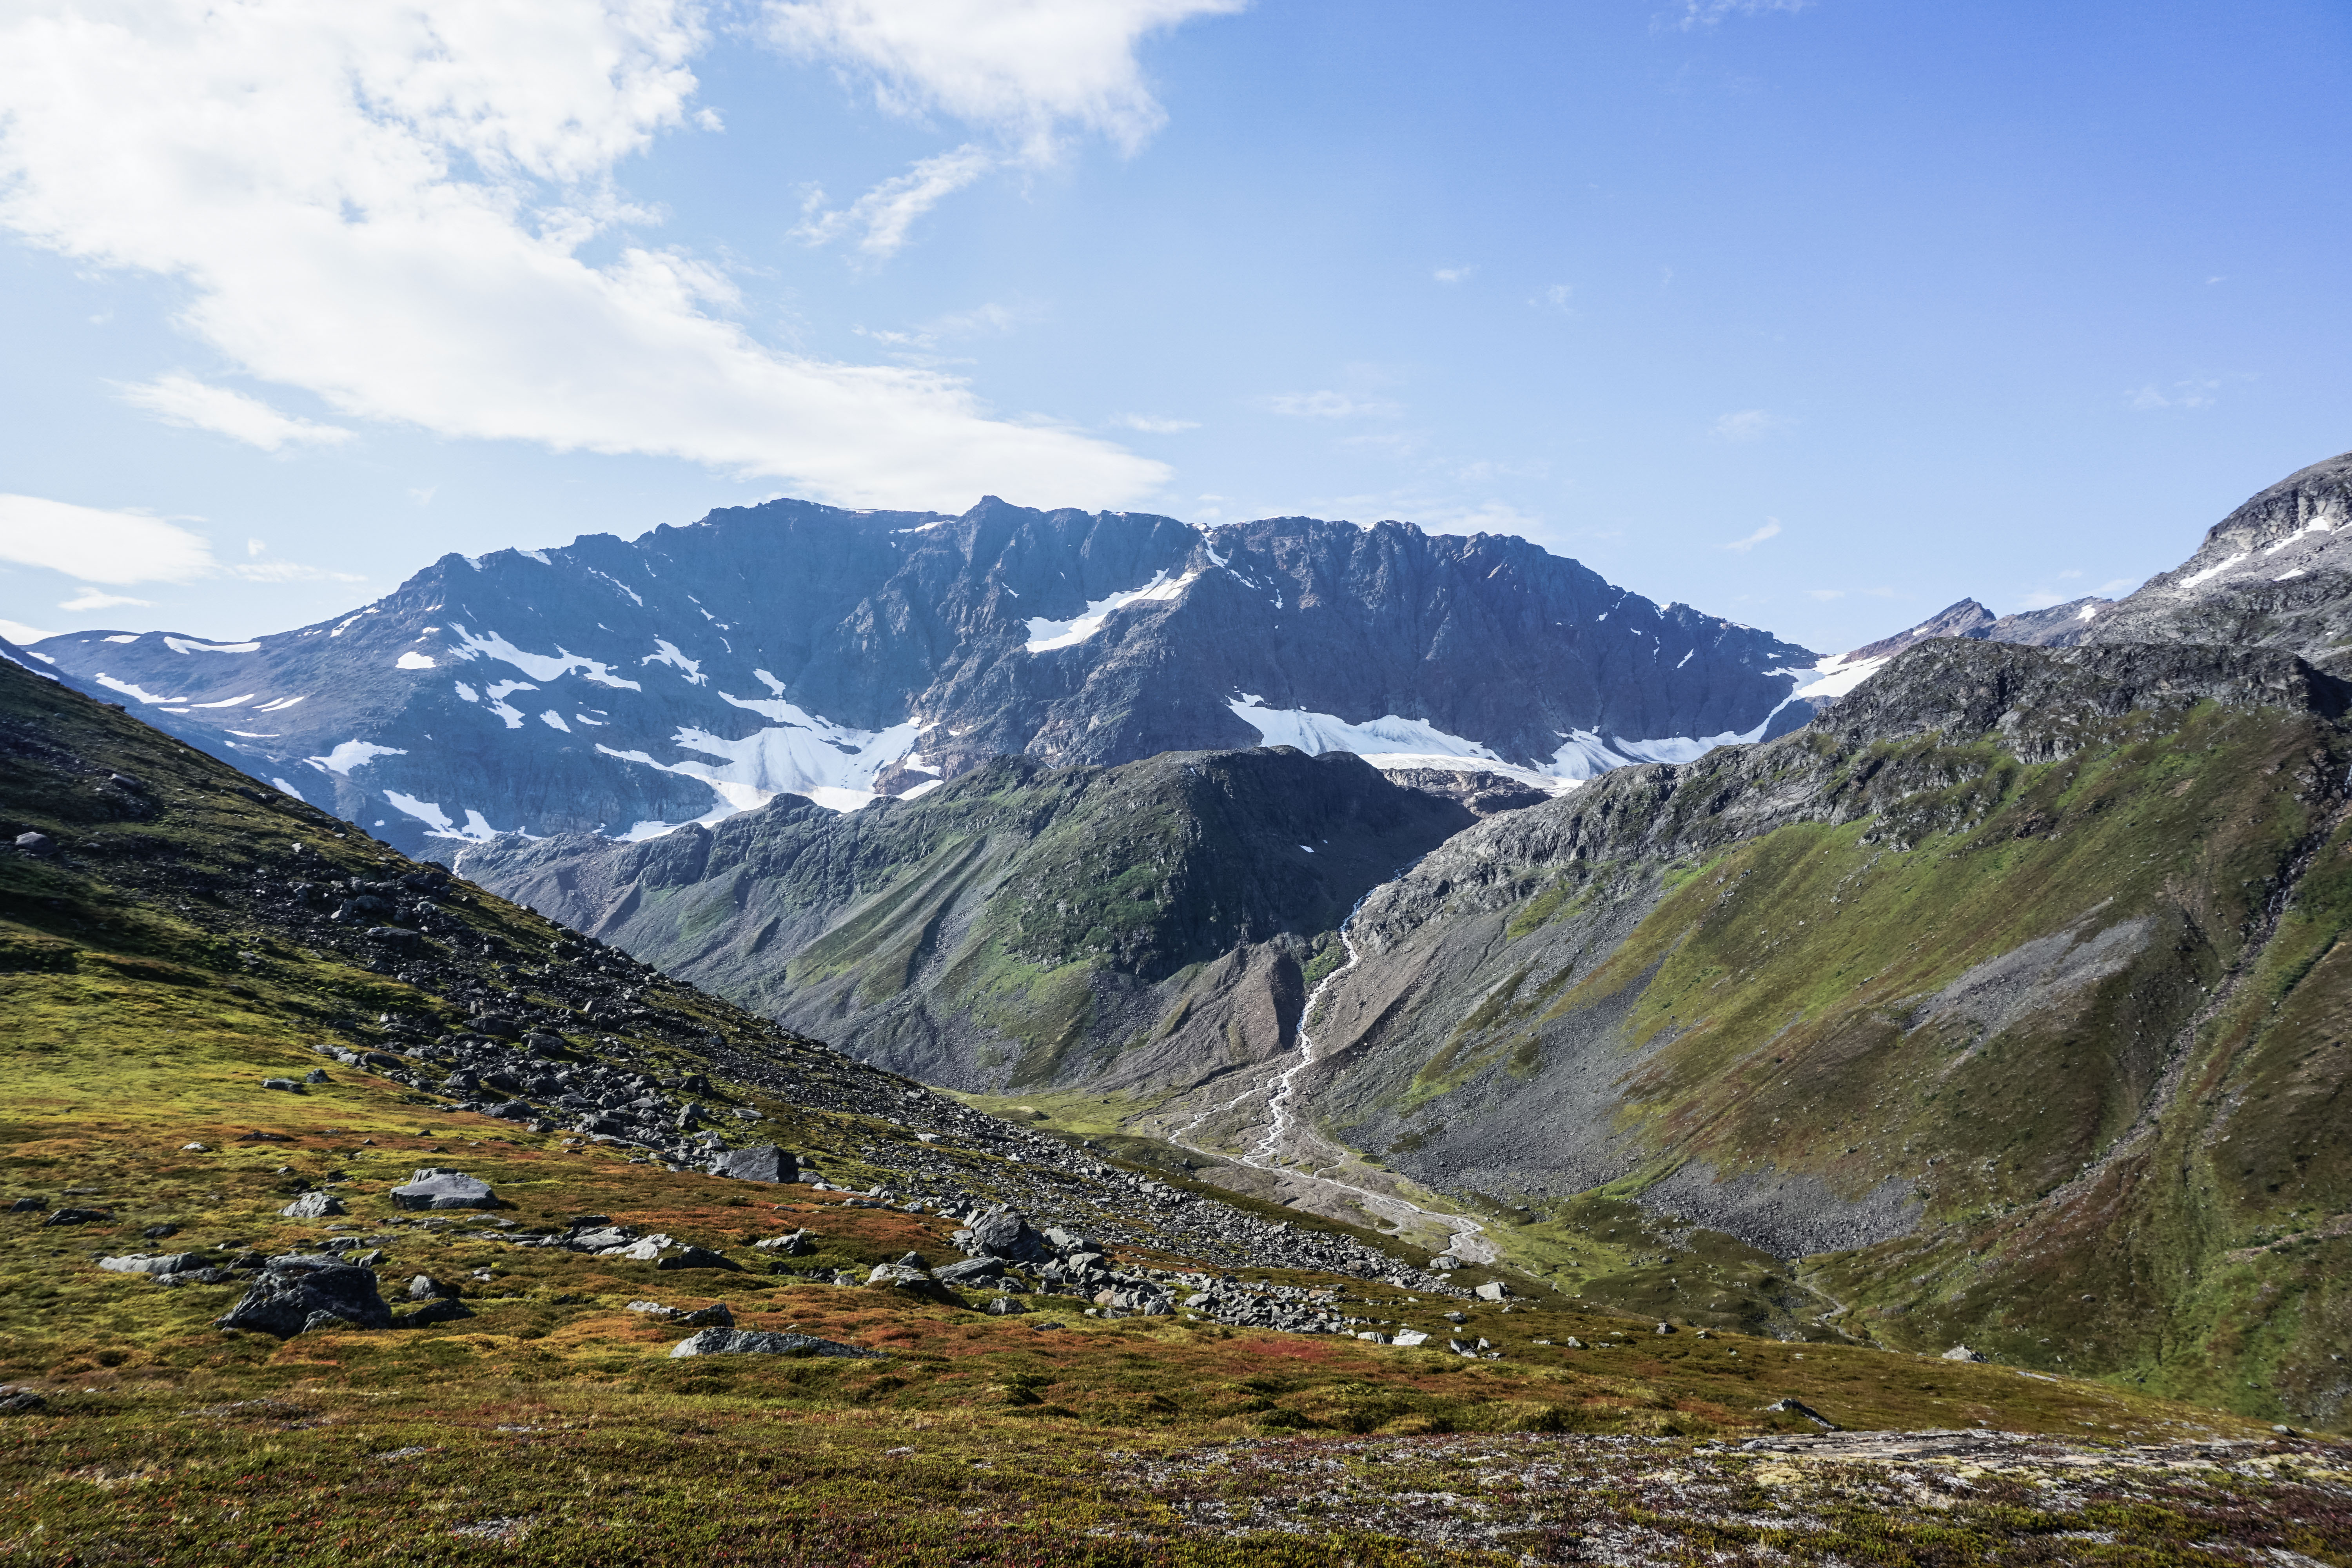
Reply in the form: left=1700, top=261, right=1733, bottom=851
left=1169, top=888, right=1496, bottom=1267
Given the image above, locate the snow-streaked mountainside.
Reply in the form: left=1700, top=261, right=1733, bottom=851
left=25, top=497, right=1824, bottom=857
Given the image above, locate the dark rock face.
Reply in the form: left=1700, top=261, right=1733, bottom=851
left=710, top=1145, right=796, bottom=1183
left=216, top=1258, right=393, bottom=1337
left=27, top=497, right=1815, bottom=858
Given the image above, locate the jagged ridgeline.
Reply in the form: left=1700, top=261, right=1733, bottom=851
left=464, top=748, right=1475, bottom=1093
left=1303, top=640, right=2352, bottom=1421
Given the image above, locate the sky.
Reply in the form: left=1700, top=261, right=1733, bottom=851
left=1, top=0, right=2347, bottom=657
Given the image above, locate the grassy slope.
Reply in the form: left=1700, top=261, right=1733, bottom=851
left=1366, top=692, right=2352, bottom=1424
left=0, top=661, right=2320, bottom=1562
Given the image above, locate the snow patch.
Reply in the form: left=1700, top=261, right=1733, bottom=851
left=396, top=650, right=437, bottom=670
left=2276, top=568, right=2307, bottom=582
left=595, top=706, right=923, bottom=824
left=539, top=710, right=571, bottom=732
left=269, top=777, right=307, bottom=802
left=2265, top=519, right=2336, bottom=554
left=588, top=568, right=644, bottom=606
left=483, top=679, right=536, bottom=729
left=254, top=695, right=307, bottom=712
left=1024, top=570, right=1199, bottom=653
left=163, top=636, right=261, bottom=655
left=93, top=673, right=178, bottom=704
left=188, top=692, right=256, bottom=709
left=2179, top=552, right=2249, bottom=590
left=445, top=625, right=642, bottom=690
left=642, top=639, right=707, bottom=685
left=102, top=633, right=140, bottom=644
left=309, top=739, right=407, bottom=774
left=453, top=681, right=480, bottom=703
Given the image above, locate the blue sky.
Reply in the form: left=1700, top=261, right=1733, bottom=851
left=2, top=0, right=2346, bottom=655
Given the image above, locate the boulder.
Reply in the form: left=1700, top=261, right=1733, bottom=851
left=654, top=1245, right=740, bottom=1272
left=668, top=1328, right=885, bottom=1359
left=407, top=1274, right=459, bottom=1301
left=395, top=1297, right=473, bottom=1328
left=261, top=1078, right=303, bottom=1093
left=1942, top=1345, right=1989, bottom=1363
left=41, top=1208, right=110, bottom=1227
left=751, top=1230, right=815, bottom=1256
left=486, top=1100, right=534, bottom=1122
left=280, top=1191, right=347, bottom=1220
left=388, top=1169, right=498, bottom=1210
left=0, top=1387, right=47, bottom=1414
left=468, top=1014, right=521, bottom=1040
left=216, top=1258, right=393, bottom=1337
left=1762, top=1398, right=1839, bottom=1431
left=14, top=831, right=56, bottom=857
left=8, top=1197, right=45, bottom=1213
left=1392, top=1330, right=1431, bottom=1347
left=710, top=1145, right=797, bottom=1183
left=963, top=1207, right=1052, bottom=1264
left=984, top=1296, right=1028, bottom=1316
left=1473, top=1281, right=1511, bottom=1302
left=99, top=1252, right=203, bottom=1275
left=934, top=1256, right=1005, bottom=1285
left=628, top=1300, right=734, bottom=1327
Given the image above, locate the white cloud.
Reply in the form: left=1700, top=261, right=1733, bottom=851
left=1111, top=413, right=1199, bottom=433
left=1806, top=588, right=1842, bottom=601
left=59, top=588, right=155, bottom=612
left=0, top=2, right=1167, bottom=512
left=797, top=143, right=995, bottom=259
left=1265, top=390, right=1399, bottom=419
left=1432, top=265, right=1474, bottom=285
left=767, top=0, right=1248, bottom=158
left=1711, top=408, right=1788, bottom=441
left=0, top=493, right=359, bottom=589
left=2128, top=380, right=2220, bottom=411
left=119, top=373, right=353, bottom=450
left=0, top=495, right=217, bottom=584
left=1723, top=518, right=1782, bottom=552
left=1675, top=0, right=1811, bottom=28
left=1533, top=283, right=1573, bottom=310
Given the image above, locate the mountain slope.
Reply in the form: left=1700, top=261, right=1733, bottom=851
left=23, top=497, right=1817, bottom=856
left=1243, top=637, right=2352, bottom=1421
left=463, top=746, right=1476, bottom=1095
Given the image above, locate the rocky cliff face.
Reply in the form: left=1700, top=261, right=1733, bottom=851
left=22, top=497, right=1817, bottom=858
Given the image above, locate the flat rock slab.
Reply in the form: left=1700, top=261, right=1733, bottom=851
left=711, top=1145, right=797, bottom=1183
left=389, top=1169, right=498, bottom=1210
left=668, top=1328, right=884, bottom=1359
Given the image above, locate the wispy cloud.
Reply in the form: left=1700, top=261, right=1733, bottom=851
left=1109, top=413, right=1199, bottom=433
left=796, top=144, right=995, bottom=260
left=2128, top=379, right=2222, bottom=410
left=1432, top=265, right=1475, bottom=285
left=1711, top=408, right=1789, bottom=442
left=1531, top=283, right=1573, bottom=311
left=1723, top=518, right=1782, bottom=552
left=1265, top=390, right=1400, bottom=419
left=1672, top=0, right=1811, bottom=29
left=767, top=0, right=1250, bottom=160
left=0, top=494, right=358, bottom=590
left=60, top=588, right=154, bottom=612
left=119, top=374, right=354, bottom=451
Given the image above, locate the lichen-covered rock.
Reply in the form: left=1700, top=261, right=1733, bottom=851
left=388, top=1169, right=497, bottom=1210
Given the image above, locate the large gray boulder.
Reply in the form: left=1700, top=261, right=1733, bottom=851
left=216, top=1258, right=392, bottom=1337
left=388, top=1169, right=498, bottom=1210
left=962, top=1207, right=1052, bottom=1264
left=99, top=1252, right=203, bottom=1275
left=668, top=1328, right=884, bottom=1359
left=280, top=1191, right=347, bottom=1219
left=710, top=1145, right=796, bottom=1183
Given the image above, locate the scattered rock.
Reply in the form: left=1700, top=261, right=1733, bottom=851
left=1473, top=1280, right=1511, bottom=1302
left=1942, top=1345, right=1989, bottom=1363
left=1392, top=1330, right=1430, bottom=1347
left=396, top=1297, right=474, bottom=1328
left=628, top=1300, right=734, bottom=1327
left=407, top=1274, right=459, bottom=1301
left=305, top=1069, right=331, bottom=1084
left=41, top=1208, right=110, bottom=1227
left=388, top=1169, right=499, bottom=1211
left=14, top=831, right=57, bottom=856
left=0, top=1387, right=46, bottom=1414
left=7, top=1197, right=45, bottom=1213
left=959, top=1207, right=1053, bottom=1264
left=935, top=1256, right=1005, bottom=1285
left=216, top=1258, right=393, bottom=1337
left=984, top=1295, right=1028, bottom=1316
left=181, top=1143, right=207, bottom=1152
left=143, top=1223, right=180, bottom=1240
left=668, top=1328, right=885, bottom=1359
left=261, top=1078, right=303, bottom=1093
left=751, top=1230, right=815, bottom=1256
left=1762, top=1398, right=1840, bottom=1431
left=99, top=1252, right=203, bottom=1275
left=710, top=1145, right=797, bottom=1183
left=653, top=1245, right=740, bottom=1272
left=280, top=1191, right=347, bottom=1220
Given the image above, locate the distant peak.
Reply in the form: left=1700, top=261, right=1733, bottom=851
left=1840, top=599, right=1996, bottom=663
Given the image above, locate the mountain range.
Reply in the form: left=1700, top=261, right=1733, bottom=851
left=9, top=447, right=2352, bottom=1423
left=22, top=499, right=1822, bottom=858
